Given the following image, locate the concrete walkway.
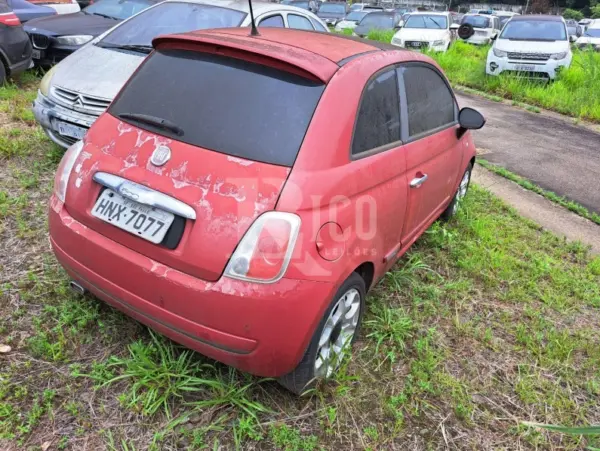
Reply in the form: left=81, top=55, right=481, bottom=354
left=457, top=91, right=600, bottom=214
left=472, top=165, right=600, bottom=254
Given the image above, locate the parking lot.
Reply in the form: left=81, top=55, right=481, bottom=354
left=1, top=3, right=600, bottom=451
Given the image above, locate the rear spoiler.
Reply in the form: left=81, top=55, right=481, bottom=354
left=152, top=30, right=339, bottom=84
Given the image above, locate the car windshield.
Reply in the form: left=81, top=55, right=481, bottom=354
left=98, top=3, right=246, bottom=49
left=404, top=14, right=447, bottom=29
left=83, top=0, right=155, bottom=21
left=350, top=4, right=361, bottom=10
left=585, top=28, right=600, bottom=37
left=500, top=20, right=567, bottom=41
left=345, top=11, right=367, bottom=21
left=461, top=15, right=490, bottom=28
left=319, top=3, right=345, bottom=13
left=290, top=1, right=309, bottom=9
left=110, top=50, right=325, bottom=167
left=359, top=13, right=394, bottom=27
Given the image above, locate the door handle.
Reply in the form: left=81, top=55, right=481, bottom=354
left=410, top=173, right=428, bottom=188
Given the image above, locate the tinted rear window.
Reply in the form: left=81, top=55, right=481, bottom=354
left=109, top=50, right=325, bottom=167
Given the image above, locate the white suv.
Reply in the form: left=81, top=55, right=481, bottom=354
left=486, top=15, right=572, bottom=80
left=391, top=12, right=454, bottom=52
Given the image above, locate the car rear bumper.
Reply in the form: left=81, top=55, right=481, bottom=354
left=465, top=35, right=491, bottom=45
left=49, top=195, right=335, bottom=377
left=486, top=53, right=572, bottom=80
left=32, top=91, right=98, bottom=148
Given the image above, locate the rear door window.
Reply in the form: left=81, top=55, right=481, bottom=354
left=288, top=13, right=315, bottom=30
left=401, top=64, right=456, bottom=138
left=312, top=19, right=327, bottom=31
left=110, top=49, right=325, bottom=167
left=259, top=14, right=284, bottom=27
left=352, top=69, right=401, bottom=155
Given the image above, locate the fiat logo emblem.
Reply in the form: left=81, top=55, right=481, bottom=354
left=150, top=145, right=171, bottom=166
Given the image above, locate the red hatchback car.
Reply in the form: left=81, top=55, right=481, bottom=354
left=49, top=27, right=484, bottom=394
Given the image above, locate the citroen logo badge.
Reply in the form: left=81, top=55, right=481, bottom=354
left=150, top=145, right=171, bottom=166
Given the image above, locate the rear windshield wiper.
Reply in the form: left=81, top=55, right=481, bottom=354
left=117, top=113, right=184, bottom=136
left=97, top=42, right=153, bottom=54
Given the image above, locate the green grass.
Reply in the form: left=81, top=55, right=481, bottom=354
left=2, top=71, right=600, bottom=450
left=477, top=159, right=600, bottom=225
left=432, top=42, right=600, bottom=122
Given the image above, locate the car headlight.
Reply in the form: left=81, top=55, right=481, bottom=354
left=39, top=64, right=58, bottom=97
left=55, top=35, right=93, bottom=46
left=550, top=51, right=568, bottom=60
left=492, top=47, right=507, bottom=57
left=392, top=37, right=402, bottom=45
left=432, top=40, right=445, bottom=46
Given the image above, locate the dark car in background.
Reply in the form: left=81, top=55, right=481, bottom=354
left=8, top=0, right=56, bottom=23
left=0, top=0, right=32, bottom=83
left=353, top=11, right=401, bottom=37
left=316, top=1, right=347, bottom=26
left=24, top=0, right=158, bottom=66
left=286, top=0, right=317, bottom=13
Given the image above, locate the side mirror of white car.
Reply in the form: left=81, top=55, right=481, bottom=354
left=450, top=23, right=460, bottom=30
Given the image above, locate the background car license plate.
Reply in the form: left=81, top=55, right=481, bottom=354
left=54, top=120, right=86, bottom=140
left=92, top=190, right=175, bottom=244
left=32, top=49, right=42, bottom=59
left=515, top=64, right=536, bottom=72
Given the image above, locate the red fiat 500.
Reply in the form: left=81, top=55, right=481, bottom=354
left=49, top=28, right=484, bottom=394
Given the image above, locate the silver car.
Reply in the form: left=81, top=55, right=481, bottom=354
left=33, top=0, right=329, bottom=148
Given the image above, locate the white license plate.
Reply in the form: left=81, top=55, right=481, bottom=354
left=54, top=120, right=87, bottom=140
left=92, top=190, right=174, bottom=244
left=515, top=64, right=536, bottom=72
left=32, top=49, right=41, bottom=59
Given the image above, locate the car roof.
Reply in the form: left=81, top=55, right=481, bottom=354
left=407, top=11, right=449, bottom=16
left=510, top=14, right=564, bottom=21
left=153, top=27, right=411, bottom=82
left=162, top=0, right=315, bottom=14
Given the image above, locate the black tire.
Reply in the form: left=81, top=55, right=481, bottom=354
left=0, top=62, right=6, bottom=86
left=458, top=23, right=475, bottom=40
left=441, top=163, right=472, bottom=221
left=278, top=272, right=366, bottom=395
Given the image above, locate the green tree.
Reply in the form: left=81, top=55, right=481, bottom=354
left=592, top=3, right=600, bottom=17
left=563, top=7, right=585, bottom=19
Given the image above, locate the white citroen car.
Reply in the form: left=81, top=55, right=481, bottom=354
left=486, top=15, right=572, bottom=80
left=391, top=11, right=453, bottom=52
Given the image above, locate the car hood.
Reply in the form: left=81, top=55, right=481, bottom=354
left=317, top=11, right=345, bottom=19
left=494, top=38, right=570, bottom=53
left=576, top=36, right=600, bottom=44
left=395, top=28, right=448, bottom=41
left=24, top=12, right=119, bottom=37
left=354, top=24, right=391, bottom=35
left=51, top=44, right=144, bottom=100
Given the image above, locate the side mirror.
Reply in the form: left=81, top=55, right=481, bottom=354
left=458, top=107, right=485, bottom=136
left=396, top=20, right=404, bottom=28
left=450, top=23, right=460, bottom=30
left=490, top=34, right=497, bottom=41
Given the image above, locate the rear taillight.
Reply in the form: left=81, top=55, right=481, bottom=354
left=54, top=140, right=84, bottom=202
left=224, top=212, right=301, bottom=283
left=0, top=12, right=21, bottom=27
